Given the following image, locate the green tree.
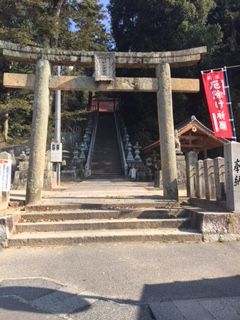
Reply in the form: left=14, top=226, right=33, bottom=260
left=208, top=0, right=240, bottom=137
left=0, top=0, right=109, bottom=144
left=108, top=0, right=225, bottom=145
left=109, top=0, right=222, bottom=52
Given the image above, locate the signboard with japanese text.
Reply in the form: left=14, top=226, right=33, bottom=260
left=202, top=70, right=233, bottom=139
left=94, top=52, right=116, bottom=82
left=224, top=142, right=240, bottom=211
left=0, top=159, right=12, bottom=192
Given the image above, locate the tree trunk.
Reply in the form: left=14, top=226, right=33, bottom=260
left=3, top=113, right=9, bottom=143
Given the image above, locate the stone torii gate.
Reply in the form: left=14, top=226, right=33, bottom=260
left=0, top=41, right=207, bottom=204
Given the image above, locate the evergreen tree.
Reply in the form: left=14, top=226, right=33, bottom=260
left=108, top=0, right=226, bottom=145
left=0, top=0, right=109, bottom=144
left=109, top=0, right=222, bottom=52
left=208, top=0, right=240, bottom=137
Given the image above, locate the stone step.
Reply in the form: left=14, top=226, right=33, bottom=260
left=20, top=209, right=185, bottom=222
left=16, top=218, right=188, bottom=232
left=91, top=113, right=122, bottom=174
left=91, top=171, right=122, bottom=174
left=91, top=165, right=122, bottom=169
left=8, top=228, right=202, bottom=247
left=91, top=167, right=122, bottom=170
left=91, top=164, right=122, bottom=169
left=90, top=174, right=123, bottom=178
left=24, top=207, right=185, bottom=217
left=25, top=198, right=180, bottom=214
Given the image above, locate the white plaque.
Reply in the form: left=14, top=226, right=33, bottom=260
left=51, top=142, right=62, bottom=162
left=94, top=52, right=115, bottom=81
left=0, top=159, right=12, bottom=192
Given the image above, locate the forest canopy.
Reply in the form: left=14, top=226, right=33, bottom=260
left=0, top=0, right=240, bottom=146
left=108, top=0, right=240, bottom=144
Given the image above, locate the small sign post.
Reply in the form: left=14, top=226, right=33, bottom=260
left=0, top=159, right=12, bottom=192
left=50, top=142, right=62, bottom=163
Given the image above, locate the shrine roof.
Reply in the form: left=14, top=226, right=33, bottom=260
left=143, top=116, right=230, bottom=154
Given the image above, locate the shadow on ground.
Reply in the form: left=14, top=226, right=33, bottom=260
left=139, top=275, right=240, bottom=319
left=0, top=283, right=151, bottom=319
left=1, top=276, right=240, bottom=319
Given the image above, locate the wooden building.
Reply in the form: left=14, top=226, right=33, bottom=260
left=143, top=116, right=230, bottom=158
left=91, top=97, right=119, bottom=113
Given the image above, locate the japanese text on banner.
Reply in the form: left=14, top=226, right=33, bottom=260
left=202, top=70, right=233, bottom=139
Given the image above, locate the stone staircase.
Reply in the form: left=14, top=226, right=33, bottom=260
left=91, top=112, right=123, bottom=178
left=8, top=201, right=202, bottom=247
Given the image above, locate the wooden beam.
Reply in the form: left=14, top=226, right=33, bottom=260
left=180, top=134, right=204, bottom=142
left=3, top=73, right=200, bottom=93
left=181, top=143, right=205, bottom=149
left=0, top=41, right=207, bottom=67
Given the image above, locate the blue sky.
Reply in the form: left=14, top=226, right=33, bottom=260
left=100, top=0, right=109, bottom=8
left=100, top=0, right=110, bottom=31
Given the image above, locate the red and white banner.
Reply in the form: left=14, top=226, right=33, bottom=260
left=202, top=70, right=233, bottom=139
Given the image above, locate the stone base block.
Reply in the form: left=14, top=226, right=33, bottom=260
left=191, top=210, right=240, bottom=242
left=0, top=214, right=21, bottom=247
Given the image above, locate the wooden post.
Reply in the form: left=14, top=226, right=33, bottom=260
left=156, top=63, right=178, bottom=200
left=26, top=59, right=51, bottom=204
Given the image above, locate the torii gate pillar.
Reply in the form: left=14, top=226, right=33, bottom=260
left=156, top=63, right=178, bottom=200
left=26, top=59, right=51, bottom=204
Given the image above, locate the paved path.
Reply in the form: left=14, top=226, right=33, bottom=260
left=1, top=242, right=240, bottom=319
left=10, top=179, right=187, bottom=206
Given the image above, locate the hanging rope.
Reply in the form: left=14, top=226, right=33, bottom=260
left=201, top=64, right=240, bottom=73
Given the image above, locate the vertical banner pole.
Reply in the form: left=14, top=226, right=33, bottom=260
left=223, top=66, right=237, bottom=141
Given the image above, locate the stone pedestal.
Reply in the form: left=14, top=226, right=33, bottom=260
left=26, top=59, right=51, bottom=204
left=156, top=63, right=178, bottom=200
left=224, top=142, right=240, bottom=211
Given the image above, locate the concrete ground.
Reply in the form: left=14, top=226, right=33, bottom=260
left=1, top=242, right=240, bottom=319
left=3, top=179, right=239, bottom=318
